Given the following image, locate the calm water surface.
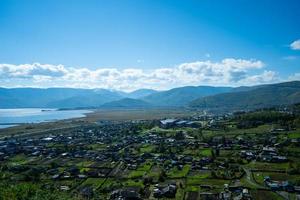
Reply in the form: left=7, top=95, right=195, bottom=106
left=0, top=108, right=92, bottom=128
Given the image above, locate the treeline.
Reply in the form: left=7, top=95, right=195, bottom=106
left=234, top=110, right=298, bottom=129
left=236, top=111, right=293, bottom=123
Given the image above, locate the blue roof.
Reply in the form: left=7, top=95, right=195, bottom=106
left=160, top=119, right=177, bottom=125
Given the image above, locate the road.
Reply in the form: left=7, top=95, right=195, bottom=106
left=243, top=167, right=267, bottom=189
left=243, top=167, right=289, bottom=200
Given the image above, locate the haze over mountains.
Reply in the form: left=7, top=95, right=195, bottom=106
left=1, top=81, right=300, bottom=111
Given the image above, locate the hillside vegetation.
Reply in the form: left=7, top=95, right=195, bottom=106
left=190, top=81, right=300, bottom=111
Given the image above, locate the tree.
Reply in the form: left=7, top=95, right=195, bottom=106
left=143, top=177, right=153, bottom=185
left=198, top=129, right=203, bottom=140
left=50, top=161, right=59, bottom=169
left=215, top=148, right=220, bottom=157
left=24, top=168, right=41, bottom=182
left=158, top=141, right=166, bottom=153
left=211, top=149, right=216, bottom=159
left=175, top=131, right=185, bottom=140
left=159, top=170, right=166, bottom=182
left=211, top=170, right=217, bottom=178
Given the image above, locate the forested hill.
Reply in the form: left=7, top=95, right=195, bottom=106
left=189, top=81, right=300, bottom=112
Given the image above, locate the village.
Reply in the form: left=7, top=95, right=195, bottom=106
left=0, top=108, right=300, bottom=200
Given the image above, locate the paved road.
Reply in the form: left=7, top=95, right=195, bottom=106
left=243, top=167, right=266, bottom=189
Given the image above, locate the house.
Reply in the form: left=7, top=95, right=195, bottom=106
left=60, top=186, right=70, bottom=191
left=294, top=186, right=300, bottom=193
left=264, top=177, right=294, bottom=191
left=78, top=174, right=87, bottom=179
left=219, top=184, right=232, bottom=200
left=240, top=150, right=255, bottom=160
left=67, top=166, right=80, bottom=176
left=110, top=189, right=141, bottom=200
left=219, top=191, right=232, bottom=200
left=162, top=184, right=177, bottom=198
left=52, top=174, right=60, bottom=180
left=153, top=183, right=177, bottom=198
left=79, top=186, right=94, bottom=199
left=233, top=188, right=252, bottom=200
left=271, top=156, right=288, bottom=163
left=42, top=137, right=54, bottom=142
left=0, top=152, right=4, bottom=160
left=199, top=192, right=219, bottom=200
left=262, top=147, right=277, bottom=155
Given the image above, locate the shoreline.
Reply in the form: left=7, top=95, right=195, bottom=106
left=0, top=108, right=93, bottom=129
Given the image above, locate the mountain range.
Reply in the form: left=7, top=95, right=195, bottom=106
left=189, top=81, right=300, bottom=112
left=1, top=81, right=300, bottom=112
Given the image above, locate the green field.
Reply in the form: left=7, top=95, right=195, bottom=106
left=167, top=165, right=191, bottom=178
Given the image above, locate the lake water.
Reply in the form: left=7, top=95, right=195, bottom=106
left=0, top=124, right=18, bottom=129
left=0, top=108, right=92, bottom=128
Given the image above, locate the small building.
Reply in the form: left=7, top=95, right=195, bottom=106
left=110, top=189, right=141, bottom=200
left=153, top=183, right=177, bottom=198
left=200, top=192, right=219, bottom=200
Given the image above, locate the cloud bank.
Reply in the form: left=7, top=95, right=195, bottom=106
left=0, top=58, right=283, bottom=91
left=290, top=39, right=300, bottom=50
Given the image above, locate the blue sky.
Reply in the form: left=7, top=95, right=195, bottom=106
left=0, top=0, right=299, bottom=91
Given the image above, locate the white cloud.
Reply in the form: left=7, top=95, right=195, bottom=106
left=0, top=63, right=67, bottom=78
left=238, top=71, right=279, bottom=85
left=290, top=39, right=300, bottom=50
left=0, top=59, right=281, bottom=91
left=283, top=56, right=298, bottom=60
left=288, top=73, right=300, bottom=81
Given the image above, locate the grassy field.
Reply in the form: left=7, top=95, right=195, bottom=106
left=140, top=145, right=156, bottom=153
left=9, top=154, right=29, bottom=165
left=199, top=149, right=212, bottom=156
left=0, top=120, right=84, bottom=139
left=246, top=161, right=290, bottom=171
left=98, top=178, right=121, bottom=192
left=250, top=190, right=284, bottom=200
left=85, top=109, right=194, bottom=121
left=127, top=162, right=152, bottom=178
left=253, top=172, right=300, bottom=185
left=287, top=131, right=300, bottom=139
left=81, top=178, right=106, bottom=189
left=167, top=165, right=191, bottom=178
left=186, top=171, right=211, bottom=185
left=147, top=165, right=161, bottom=179
left=123, top=179, right=144, bottom=187
left=188, top=178, right=230, bottom=187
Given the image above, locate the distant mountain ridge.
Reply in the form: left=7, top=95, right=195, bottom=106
left=189, top=81, right=300, bottom=112
left=0, top=88, right=94, bottom=108
left=0, top=88, right=156, bottom=108
left=142, top=86, right=232, bottom=106
left=1, top=81, right=300, bottom=110
left=125, top=89, right=158, bottom=99
left=101, top=98, right=152, bottom=109
left=0, top=86, right=232, bottom=108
